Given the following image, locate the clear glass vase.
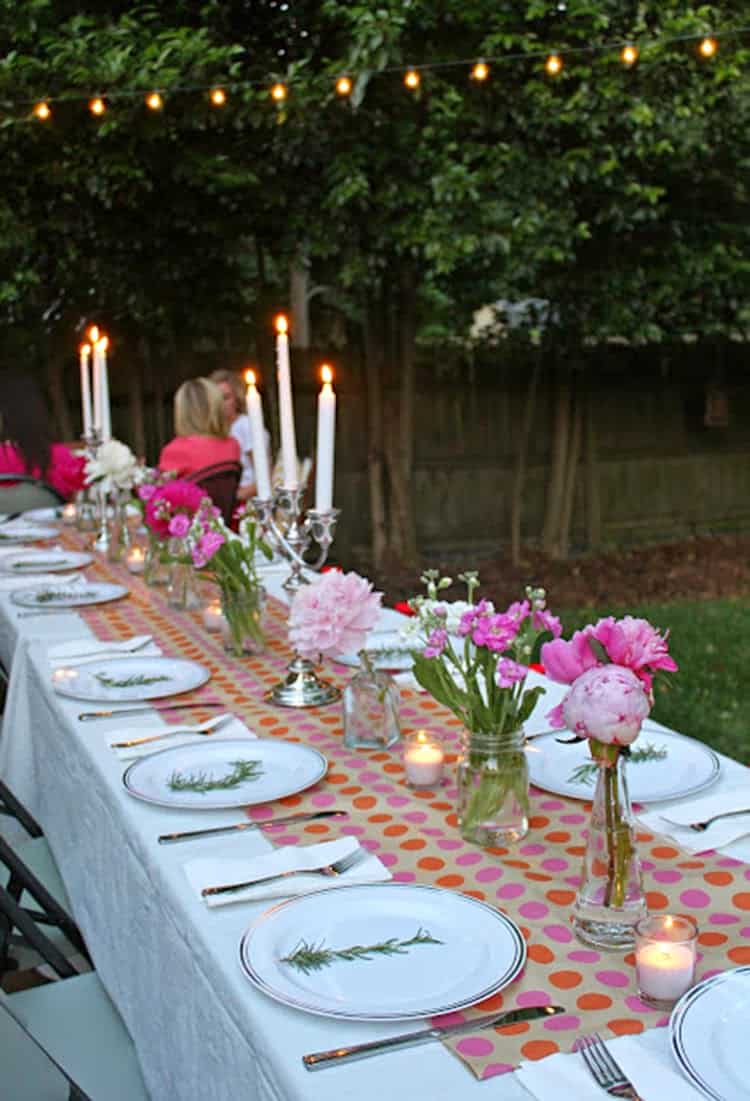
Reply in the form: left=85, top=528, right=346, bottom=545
left=456, top=728, right=529, bottom=846
left=106, top=492, right=132, bottom=562
left=143, top=534, right=171, bottom=586
left=220, top=588, right=266, bottom=656
left=342, top=653, right=401, bottom=749
left=166, top=538, right=201, bottom=611
left=573, top=749, right=647, bottom=950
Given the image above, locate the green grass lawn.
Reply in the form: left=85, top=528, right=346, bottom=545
left=560, top=598, right=750, bottom=764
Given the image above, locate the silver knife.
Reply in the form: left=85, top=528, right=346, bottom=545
left=158, top=809, right=347, bottom=844
left=78, top=702, right=225, bottom=722
left=303, top=1004, right=565, bottom=1070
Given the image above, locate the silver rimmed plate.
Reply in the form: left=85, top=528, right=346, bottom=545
left=526, top=727, right=720, bottom=803
left=0, top=549, right=92, bottom=573
left=335, top=629, right=415, bottom=671
left=670, top=967, right=750, bottom=1100
left=239, top=882, right=526, bottom=1020
left=52, top=656, right=209, bottom=702
left=123, top=738, right=328, bottom=810
left=0, top=524, right=57, bottom=545
left=11, top=581, right=128, bottom=609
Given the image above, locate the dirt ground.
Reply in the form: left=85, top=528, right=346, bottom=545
left=373, top=534, right=750, bottom=610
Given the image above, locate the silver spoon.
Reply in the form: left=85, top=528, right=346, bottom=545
left=110, top=713, right=234, bottom=748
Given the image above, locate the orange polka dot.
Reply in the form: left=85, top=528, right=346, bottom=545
left=383, top=762, right=404, bottom=774
left=528, top=944, right=555, bottom=964
left=340, top=786, right=362, bottom=796
left=473, top=991, right=504, bottom=1012
left=565, top=845, right=586, bottom=857
left=417, top=856, right=445, bottom=871
left=645, top=891, right=669, bottom=910
left=304, top=823, right=331, bottom=834
left=462, top=889, right=486, bottom=901
left=608, top=1019, right=644, bottom=1036
left=545, top=831, right=571, bottom=843
left=521, top=1039, right=559, bottom=1060
left=430, top=801, right=452, bottom=812
left=529, top=816, right=550, bottom=829
left=496, top=1021, right=530, bottom=1036
left=326, top=773, right=348, bottom=785
left=278, top=794, right=302, bottom=807
left=651, top=845, right=679, bottom=859
left=729, top=946, right=750, bottom=964
left=486, top=846, right=510, bottom=857
left=400, top=838, right=426, bottom=851
left=704, top=871, right=733, bottom=886
left=353, top=796, right=377, bottom=810
left=698, top=931, right=727, bottom=947
left=444, top=813, right=459, bottom=827
left=383, top=824, right=408, bottom=837
left=525, top=872, right=552, bottom=883
left=436, top=874, right=464, bottom=888
left=577, top=993, right=612, bottom=1010
left=503, top=859, right=530, bottom=869
left=733, top=892, right=750, bottom=910
left=547, top=889, right=576, bottom=906
left=677, top=860, right=705, bottom=870
left=368, top=814, right=392, bottom=824
left=549, top=970, right=583, bottom=990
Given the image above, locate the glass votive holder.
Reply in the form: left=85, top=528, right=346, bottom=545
left=61, top=502, right=77, bottom=525
left=635, top=914, right=698, bottom=1009
left=403, top=730, right=444, bottom=789
left=201, top=599, right=225, bottom=633
left=125, top=545, right=146, bottom=575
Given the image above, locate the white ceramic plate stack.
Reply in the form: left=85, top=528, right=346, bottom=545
left=0, top=523, right=57, bottom=545
left=670, top=966, right=750, bottom=1100
left=0, top=549, right=92, bottom=573
left=11, top=581, right=128, bottom=609
left=52, top=656, right=210, bottom=702
left=239, top=882, right=527, bottom=1020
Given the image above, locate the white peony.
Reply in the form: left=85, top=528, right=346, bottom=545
left=85, top=439, right=138, bottom=491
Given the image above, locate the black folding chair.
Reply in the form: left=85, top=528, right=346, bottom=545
left=186, top=460, right=241, bottom=525
left=0, top=780, right=42, bottom=838
left=0, top=473, right=65, bottom=514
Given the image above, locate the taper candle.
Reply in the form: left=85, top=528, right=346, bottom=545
left=245, top=370, right=272, bottom=499
left=315, top=364, right=336, bottom=511
left=275, top=315, right=298, bottom=489
left=79, top=343, right=93, bottom=438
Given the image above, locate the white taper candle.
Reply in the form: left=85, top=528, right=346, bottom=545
left=315, top=364, right=336, bottom=511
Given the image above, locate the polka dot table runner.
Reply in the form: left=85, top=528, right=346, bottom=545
left=66, top=539, right=750, bottom=1080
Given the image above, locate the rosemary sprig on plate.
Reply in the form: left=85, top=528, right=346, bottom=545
left=568, top=742, right=668, bottom=785
left=280, top=927, right=443, bottom=975
left=95, top=672, right=169, bottom=689
left=34, top=588, right=94, bottom=604
left=11, top=560, right=63, bottom=569
left=167, top=758, right=263, bottom=793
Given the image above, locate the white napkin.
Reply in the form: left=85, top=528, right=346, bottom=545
left=47, top=634, right=161, bottom=669
left=185, top=836, right=391, bottom=907
left=110, top=714, right=253, bottom=761
left=639, top=783, right=750, bottom=853
left=518, top=1033, right=706, bottom=1101
left=393, top=672, right=427, bottom=693
left=0, top=572, right=85, bottom=592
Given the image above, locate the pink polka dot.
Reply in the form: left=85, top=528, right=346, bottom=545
left=341, top=825, right=365, bottom=836
left=437, top=839, right=463, bottom=851
left=476, top=867, right=503, bottom=883
left=520, top=844, right=546, bottom=855
left=373, top=783, right=392, bottom=794
left=710, top=913, right=739, bottom=925
left=358, top=770, right=379, bottom=782
left=568, top=950, right=600, bottom=963
left=360, top=839, right=379, bottom=851
left=740, top=927, right=750, bottom=937
left=379, top=853, right=398, bottom=867
left=541, top=799, right=565, bottom=810
left=481, top=1063, right=514, bottom=1079
left=308, top=731, right=327, bottom=741
left=456, top=852, right=483, bottom=866
left=544, top=924, right=573, bottom=944
left=273, top=833, right=300, bottom=845
left=564, top=876, right=582, bottom=888
left=387, top=795, right=410, bottom=808
left=517, top=990, right=552, bottom=1008
left=519, top=901, right=549, bottom=920
left=311, top=793, right=336, bottom=807
left=404, top=811, right=428, bottom=824
left=680, top=889, right=710, bottom=908
left=700, top=968, right=723, bottom=981
left=560, top=814, right=586, bottom=825
left=542, top=858, right=568, bottom=872
left=640, top=860, right=656, bottom=872
left=653, top=870, right=682, bottom=883
left=544, top=1014, right=581, bottom=1031
left=392, top=871, right=416, bottom=883
left=456, top=1037, right=494, bottom=1058
left=497, top=883, right=525, bottom=900
left=625, top=995, right=658, bottom=1014
left=422, top=827, right=444, bottom=837
left=595, top=970, right=629, bottom=988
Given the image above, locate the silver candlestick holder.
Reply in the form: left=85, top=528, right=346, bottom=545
left=250, top=487, right=341, bottom=708
left=81, top=430, right=112, bottom=555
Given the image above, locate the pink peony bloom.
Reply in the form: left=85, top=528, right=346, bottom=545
left=288, top=570, right=383, bottom=659
left=591, top=616, right=677, bottom=690
left=144, top=480, right=206, bottom=538
left=168, top=513, right=191, bottom=538
left=562, top=664, right=650, bottom=746
left=541, top=627, right=601, bottom=684
left=495, top=657, right=528, bottom=688
left=191, top=531, right=225, bottom=569
left=423, top=628, right=448, bottom=658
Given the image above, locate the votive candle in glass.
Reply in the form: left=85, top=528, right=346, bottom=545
left=202, top=599, right=225, bottom=633
left=61, top=502, right=77, bottom=525
left=125, top=545, right=146, bottom=574
left=404, top=730, right=444, bottom=789
left=635, top=914, right=698, bottom=1009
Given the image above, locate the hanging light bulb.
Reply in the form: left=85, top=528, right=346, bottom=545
left=545, top=53, right=563, bottom=75
left=699, top=36, right=718, bottom=58
left=89, top=96, right=106, bottom=116
left=404, top=68, right=421, bottom=89
left=620, top=44, right=639, bottom=67
left=145, top=91, right=163, bottom=111
left=471, top=61, right=490, bottom=82
left=209, top=87, right=226, bottom=107
left=335, top=75, right=352, bottom=96
left=271, top=82, right=287, bottom=102
left=33, top=101, right=51, bottom=121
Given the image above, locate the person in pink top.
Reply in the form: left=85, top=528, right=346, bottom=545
left=158, top=378, right=240, bottom=476
left=0, top=370, right=86, bottom=499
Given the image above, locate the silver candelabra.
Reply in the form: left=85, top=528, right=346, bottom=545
left=250, top=487, right=341, bottom=708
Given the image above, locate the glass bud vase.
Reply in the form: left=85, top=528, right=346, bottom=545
left=220, top=588, right=266, bottom=656
left=166, top=538, right=201, bottom=611
left=144, top=534, right=170, bottom=586
left=573, top=749, right=647, bottom=950
left=342, top=653, right=401, bottom=750
left=456, top=728, right=529, bottom=846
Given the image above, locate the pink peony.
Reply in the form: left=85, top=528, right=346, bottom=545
left=144, top=480, right=206, bottom=538
left=288, top=570, right=383, bottom=659
left=540, top=626, right=601, bottom=684
left=562, top=665, right=650, bottom=747
left=541, top=615, right=677, bottom=697
left=191, top=531, right=225, bottom=569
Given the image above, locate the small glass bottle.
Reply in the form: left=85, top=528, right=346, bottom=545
left=342, top=652, right=401, bottom=750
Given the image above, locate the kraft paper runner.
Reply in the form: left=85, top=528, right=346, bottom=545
left=66, top=537, right=750, bottom=1080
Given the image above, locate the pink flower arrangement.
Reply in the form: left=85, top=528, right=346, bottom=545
left=288, top=570, right=383, bottom=659
left=560, top=665, right=650, bottom=746
left=144, top=480, right=210, bottom=540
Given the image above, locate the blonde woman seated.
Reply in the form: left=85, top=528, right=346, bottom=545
left=210, top=368, right=271, bottom=502
left=158, top=378, right=240, bottom=477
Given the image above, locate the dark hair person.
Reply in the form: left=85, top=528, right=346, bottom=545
left=0, top=370, right=85, bottom=499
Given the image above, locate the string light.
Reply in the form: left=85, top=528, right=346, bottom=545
left=335, top=75, right=352, bottom=96
left=145, top=91, right=163, bottom=111
left=271, top=82, right=287, bottom=102
left=89, top=96, right=106, bottom=116
left=620, top=45, right=639, bottom=67
left=471, top=60, right=490, bottom=81
left=209, top=87, right=226, bottom=106
left=545, top=53, right=563, bottom=75
left=699, top=36, right=718, bottom=58
left=404, top=68, right=421, bottom=89
left=33, top=101, right=51, bottom=121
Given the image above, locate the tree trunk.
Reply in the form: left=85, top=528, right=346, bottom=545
left=363, top=296, right=388, bottom=573
left=585, top=379, right=601, bottom=551
left=45, top=356, right=73, bottom=443
left=384, top=262, right=418, bottom=567
left=541, top=370, right=571, bottom=554
left=289, top=253, right=311, bottom=349
left=510, top=354, right=541, bottom=566
left=556, top=381, right=583, bottom=560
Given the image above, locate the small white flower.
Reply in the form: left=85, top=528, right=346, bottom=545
left=85, top=439, right=137, bottom=491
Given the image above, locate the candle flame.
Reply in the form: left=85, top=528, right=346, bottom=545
left=98, top=336, right=109, bottom=352
left=271, top=82, right=287, bottom=102
left=620, top=45, right=639, bottom=66
left=404, top=69, right=420, bottom=89
left=275, top=314, right=288, bottom=335
left=88, top=325, right=99, bottom=342
left=665, top=915, right=674, bottom=929
left=244, top=368, right=256, bottom=386
left=416, top=731, right=429, bottom=745
left=320, top=364, right=333, bottom=385
left=79, top=343, right=91, bottom=356
left=336, top=75, right=352, bottom=96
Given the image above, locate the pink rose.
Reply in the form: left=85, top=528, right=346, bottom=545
left=168, top=514, right=191, bottom=538
left=562, top=665, right=650, bottom=747
left=288, top=570, right=383, bottom=659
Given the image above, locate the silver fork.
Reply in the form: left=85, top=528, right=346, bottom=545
left=660, top=807, right=750, bottom=832
left=201, top=847, right=366, bottom=898
left=110, top=713, right=233, bottom=748
left=576, top=1033, right=644, bottom=1100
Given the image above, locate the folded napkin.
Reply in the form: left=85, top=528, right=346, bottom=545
left=518, top=1032, right=706, bottom=1101
left=185, top=836, right=391, bottom=908
left=639, top=782, right=750, bottom=853
left=110, top=714, right=254, bottom=761
left=0, top=572, right=85, bottom=592
left=48, top=634, right=161, bottom=668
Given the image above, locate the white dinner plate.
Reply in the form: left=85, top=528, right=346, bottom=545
left=0, top=549, right=92, bottom=574
left=670, top=966, right=750, bottom=1100
left=526, top=727, right=720, bottom=803
left=21, top=507, right=62, bottom=522
left=239, top=882, right=527, bottom=1020
left=335, top=629, right=415, bottom=671
left=123, top=738, right=328, bottom=810
left=52, top=656, right=210, bottom=702
left=11, top=581, right=128, bottom=609
left=0, top=524, right=57, bottom=545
